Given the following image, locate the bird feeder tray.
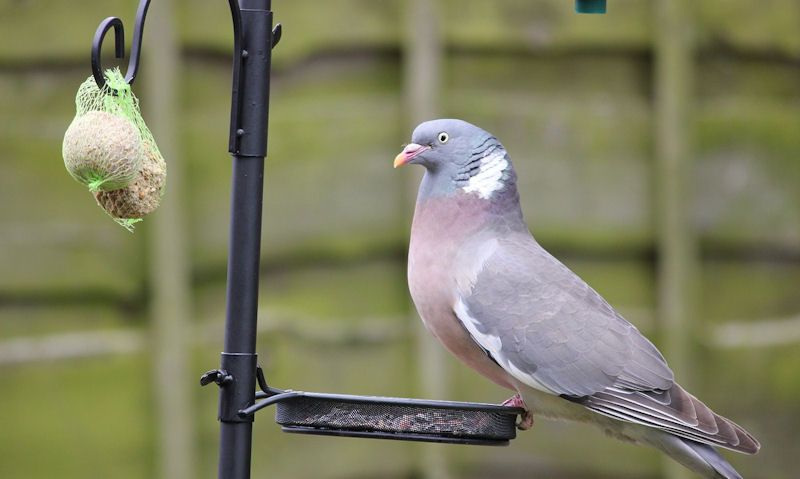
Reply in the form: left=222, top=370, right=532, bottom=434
left=251, top=389, right=524, bottom=446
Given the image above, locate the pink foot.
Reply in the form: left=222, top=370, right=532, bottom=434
left=502, top=393, right=534, bottom=430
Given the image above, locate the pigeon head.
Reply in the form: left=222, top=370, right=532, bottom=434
left=394, top=119, right=517, bottom=201
left=394, top=119, right=478, bottom=170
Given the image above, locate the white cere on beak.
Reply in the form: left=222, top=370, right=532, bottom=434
left=461, top=149, right=509, bottom=199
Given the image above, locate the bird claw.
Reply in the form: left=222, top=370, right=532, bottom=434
left=501, top=393, right=525, bottom=408
left=517, top=410, right=534, bottom=430
left=502, top=393, right=534, bottom=430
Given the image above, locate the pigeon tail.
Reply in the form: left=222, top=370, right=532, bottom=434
left=649, top=431, right=743, bottom=479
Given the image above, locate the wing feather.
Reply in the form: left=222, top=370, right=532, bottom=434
left=575, top=385, right=759, bottom=453
left=453, top=235, right=759, bottom=454
left=455, top=236, right=674, bottom=397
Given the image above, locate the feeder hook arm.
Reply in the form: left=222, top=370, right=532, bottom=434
left=90, top=0, right=154, bottom=91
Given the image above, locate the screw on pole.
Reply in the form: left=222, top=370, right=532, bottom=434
left=200, top=369, right=234, bottom=387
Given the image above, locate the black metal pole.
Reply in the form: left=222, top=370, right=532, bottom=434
left=217, top=1, right=273, bottom=478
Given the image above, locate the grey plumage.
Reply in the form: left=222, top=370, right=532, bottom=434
left=396, top=119, right=760, bottom=478
left=650, top=433, right=745, bottom=479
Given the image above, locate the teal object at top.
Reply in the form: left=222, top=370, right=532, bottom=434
left=575, top=0, right=607, bottom=14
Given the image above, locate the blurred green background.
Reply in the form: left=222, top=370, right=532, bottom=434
left=1, top=0, right=798, bottom=478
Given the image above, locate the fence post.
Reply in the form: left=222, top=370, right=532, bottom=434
left=402, top=1, right=451, bottom=478
left=143, top=0, right=195, bottom=477
left=654, top=1, right=696, bottom=479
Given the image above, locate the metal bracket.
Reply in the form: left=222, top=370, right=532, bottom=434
left=201, top=362, right=283, bottom=419
left=255, top=364, right=269, bottom=393
left=200, top=364, right=268, bottom=390
left=200, top=353, right=272, bottom=422
left=272, top=24, right=282, bottom=49
left=200, top=353, right=259, bottom=423
left=228, top=13, right=282, bottom=155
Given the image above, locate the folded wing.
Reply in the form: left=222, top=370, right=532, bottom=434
left=454, top=235, right=758, bottom=453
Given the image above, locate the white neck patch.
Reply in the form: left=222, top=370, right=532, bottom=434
left=461, top=149, right=509, bottom=199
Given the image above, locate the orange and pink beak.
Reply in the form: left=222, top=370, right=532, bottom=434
left=393, top=143, right=430, bottom=168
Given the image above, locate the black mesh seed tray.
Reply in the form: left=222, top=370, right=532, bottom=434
left=251, top=389, right=524, bottom=446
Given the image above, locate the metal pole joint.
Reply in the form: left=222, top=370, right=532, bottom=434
left=227, top=1, right=281, bottom=156
left=214, top=353, right=259, bottom=423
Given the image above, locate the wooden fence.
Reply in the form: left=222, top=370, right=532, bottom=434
left=1, top=1, right=798, bottom=478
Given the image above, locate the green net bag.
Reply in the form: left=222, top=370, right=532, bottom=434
left=62, top=68, right=167, bottom=232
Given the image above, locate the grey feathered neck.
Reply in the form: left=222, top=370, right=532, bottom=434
left=418, top=135, right=520, bottom=207
left=453, top=136, right=518, bottom=198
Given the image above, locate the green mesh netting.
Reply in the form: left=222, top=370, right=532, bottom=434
left=62, top=68, right=167, bottom=232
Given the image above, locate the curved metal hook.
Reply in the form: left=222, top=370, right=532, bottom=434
left=90, top=0, right=153, bottom=90
left=91, top=17, right=125, bottom=89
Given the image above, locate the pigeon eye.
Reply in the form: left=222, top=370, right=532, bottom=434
left=437, top=132, right=449, bottom=144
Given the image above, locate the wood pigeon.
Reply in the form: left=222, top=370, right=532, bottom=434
left=395, top=119, right=759, bottom=479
